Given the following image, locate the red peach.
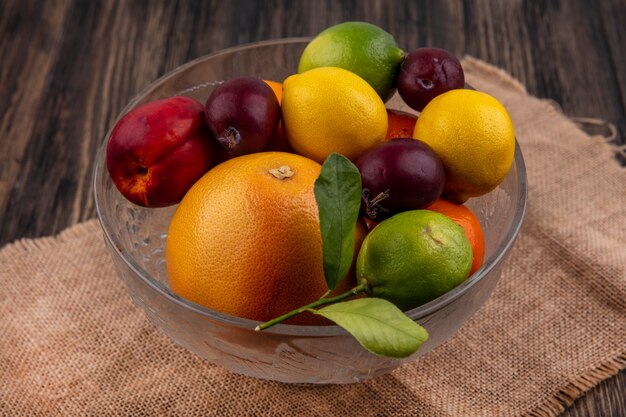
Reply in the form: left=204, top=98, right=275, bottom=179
left=385, top=109, right=418, bottom=141
left=106, top=96, right=216, bottom=207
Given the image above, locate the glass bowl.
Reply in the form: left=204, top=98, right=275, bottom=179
left=93, top=38, right=527, bottom=384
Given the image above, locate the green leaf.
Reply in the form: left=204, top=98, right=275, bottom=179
left=313, top=298, right=429, bottom=358
left=314, top=153, right=362, bottom=290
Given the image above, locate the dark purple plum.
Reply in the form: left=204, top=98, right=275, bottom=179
left=355, top=138, right=445, bottom=221
left=205, top=77, right=280, bottom=156
left=397, top=48, right=464, bottom=112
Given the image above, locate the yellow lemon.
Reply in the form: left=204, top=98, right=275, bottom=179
left=282, top=67, right=387, bottom=163
left=413, top=89, right=515, bottom=202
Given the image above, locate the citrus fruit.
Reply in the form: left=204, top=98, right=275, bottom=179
left=385, top=109, right=418, bottom=140
left=282, top=67, right=387, bottom=163
left=298, top=21, right=405, bottom=102
left=413, top=89, right=515, bottom=202
left=426, top=198, right=485, bottom=275
left=356, top=210, right=472, bottom=311
left=263, top=80, right=283, bottom=103
left=166, top=152, right=364, bottom=325
left=263, top=80, right=293, bottom=153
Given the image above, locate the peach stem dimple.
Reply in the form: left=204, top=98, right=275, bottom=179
left=135, top=165, right=149, bottom=176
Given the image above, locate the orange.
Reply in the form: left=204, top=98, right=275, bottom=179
left=166, top=152, right=364, bottom=325
left=264, top=80, right=283, bottom=103
left=425, top=198, right=485, bottom=275
left=385, top=109, right=418, bottom=140
left=263, top=80, right=293, bottom=153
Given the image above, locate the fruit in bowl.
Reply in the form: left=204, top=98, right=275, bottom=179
left=204, top=76, right=281, bottom=157
left=281, top=66, right=388, bottom=163
left=298, top=21, right=405, bottom=102
left=166, top=152, right=365, bottom=325
left=106, top=96, right=216, bottom=207
left=356, top=138, right=446, bottom=221
left=384, top=109, right=418, bottom=140
left=94, top=28, right=527, bottom=384
left=397, top=47, right=465, bottom=111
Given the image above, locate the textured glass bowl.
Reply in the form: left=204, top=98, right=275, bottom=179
left=93, top=38, right=527, bottom=384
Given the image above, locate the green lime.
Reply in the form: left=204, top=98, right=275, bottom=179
left=356, top=210, right=473, bottom=311
left=298, top=22, right=405, bottom=102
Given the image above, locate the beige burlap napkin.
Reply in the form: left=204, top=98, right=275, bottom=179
left=1, top=58, right=624, bottom=417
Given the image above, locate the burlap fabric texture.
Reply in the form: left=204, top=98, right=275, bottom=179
left=1, top=58, right=624, bottom=416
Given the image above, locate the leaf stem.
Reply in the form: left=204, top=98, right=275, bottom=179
left=255, top=282, right=369, bottom=331
left=319, top=289, right=332, bottom=299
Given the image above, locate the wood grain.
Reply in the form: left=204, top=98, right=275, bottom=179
left=0, top=1, right=623, bottom=415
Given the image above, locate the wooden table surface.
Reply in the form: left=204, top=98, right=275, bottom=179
left=1, top=1, right=624, bottom=415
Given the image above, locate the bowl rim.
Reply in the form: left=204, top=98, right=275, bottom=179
left=94, top=38, right=528, bottom=337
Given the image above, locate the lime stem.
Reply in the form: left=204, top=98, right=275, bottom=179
left=255, top=282, right=369, bottom=331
